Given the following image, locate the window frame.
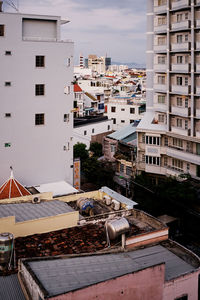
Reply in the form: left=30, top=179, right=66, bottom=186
left=35, top=55, right=45, bottom=68
left=35, top=84, right=45, bottom=96
left=35, top=113, right=45, bottom=126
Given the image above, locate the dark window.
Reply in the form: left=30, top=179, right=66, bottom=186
left=175, top=295, right=188, bottom=300
left=64, top=114, right=69, bottom=122
left=0, top=25, right=5, bottom=36
left=4, top=143, right=11, bottom=147
left=5, top=82, right=11, bottom=86
left=35, top=113, right=45, bottom=125
left=130, top=120, right=134, bottom=123
left=112, top=118, right=116, bottom=124
left=5, top=51, right=11, bottom=55
left=35, top=84, right=45, bottom=96
left=5, top=113, right=11, bottom=117
left=92, top=128, right=95, bottom=133
left=130, top=107, right=135, bottom=114
left=84, top=130, right=87, bottom=135
left=36, top=56, right=45, bottom=67
left=121, top=108, right=125, bottom=111
left=107, top=125, right=110, bottom=130
left=111, top=106, right=116, bottom=113
left=121, top=120, right=125, bottom=123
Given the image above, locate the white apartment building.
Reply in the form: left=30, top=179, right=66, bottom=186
left=137, top=0, right=200, bottom=180
left=105, top=96, right=146, bottom=130
left=0, top=8, right=74, bottom=186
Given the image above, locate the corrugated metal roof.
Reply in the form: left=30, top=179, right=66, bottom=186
left=0, top=200, right=75, bottom=222
left=26, top=245, right=196, bottom=297
left=107, top=123, right=137, bottom=141
left=100, top=186, right=137, bottom=208
left=0, top=275, right=25, bottom=300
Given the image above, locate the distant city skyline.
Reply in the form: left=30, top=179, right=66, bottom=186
left=3, top=0, right=146, bottom=65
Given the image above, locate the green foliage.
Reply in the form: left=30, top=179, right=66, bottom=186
left=89, top=142, right=102, bottom=157
left=73, top=143, right=89, bottom=162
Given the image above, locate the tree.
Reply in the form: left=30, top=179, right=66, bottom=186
left=89, top=142, right=102, bottom=158
left=73, top=143, right=89, bottom=163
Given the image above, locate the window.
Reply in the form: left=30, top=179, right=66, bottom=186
left=164, top=137, right=168, bottom=146
left=146, top=136, right=160, bottom=146
left=175, top=294, right=188, bottom=300
left=107, top=125, right=110, bottom=130
left=158, top=114, right=165, bottom=123
left=111, top=145, right=116, bottom=152
left=64, top=86, right=70, bottom=94
left=164, top=156, right=168, bottom=166
left=35, top=113, right=45, bottom=125
left=84, top=130, right=87, bottom=135
left=185, top=12, right=188, bottom=20
left=112, top=118, right=116, bottom=124
left=5, top=113, right=11, bottom=118
left=126, top=166, right=132, bottom=176
left=177, top=76, right=183, bottom=86
left=185, top=77, right=188, bottom=86
left=158, top=95, right=165, bottom=104
left=130, top=108, right=135, bottom=114
left=111, top=106, right=116, bottom=113
left=172, top=159, right=183, bottom=171
left=92, top=128, right=95, bottom=133
left=146, top=156, right=160, bottom=166
left=142, top=134, right=145, bottom=143
left=5, top=51, right=11, bottom=55
left=158, top=75, right=165, bottom=84
left=67, top=58, right=71, bottom=67
left=185, top=120, right=188, bottom=130
left=121, top=108, right=125, bottom=111
left=121, top=120, right=125, bottom=123
left=158, top=36, right=166, bottom=45
left=177, top=56, right=183, bottom=64
left=177, top=118, right=182, bottom=128
left=5, top=82, right=11, bottom=86
left=4, top=142, right=11, bottom=148
left=177, top=35, right=183, bottom=44
left=120, top=164, right=124, bottom=173
left=35, top=84, right=45, bottom=96
left=185, top=98, right=188, bottom=108
left=158, top=17, right=166, bottom=25
left=0, top=25, right=4, bottom=36
left=177, top=13, right=182, bottom=23
left=158, top=56, right=166, bottom=64
left=64, top=114, right=69, bottom=122
left=185, top=34, right=188, bottom=42
left=35, top=56, right=45, bottom=67
left=173, top=138, right=183, bottom=148
left=142, top=154, right=145, bottom=162
left=177, top=97, right=183, bottom=107
left=130, top=120, right=134, bottom=124
left=187, top=163, right=190, bottom=171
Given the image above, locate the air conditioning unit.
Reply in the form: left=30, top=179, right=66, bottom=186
left=32, top=196, right=41, bottom=204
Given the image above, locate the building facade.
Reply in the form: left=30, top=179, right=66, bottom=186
left=137, top=0, right=200, bottom=179
left=0, top=10, right=74, bottom=185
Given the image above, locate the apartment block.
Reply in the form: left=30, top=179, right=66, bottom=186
left=137, top=0, right=200, bottom=179
left=0, top=9, right=74, bottom=185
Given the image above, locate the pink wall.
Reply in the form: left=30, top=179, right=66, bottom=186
left=163, top=270, right=200, bottom=300
left=51, top=264, right=165, bottom=300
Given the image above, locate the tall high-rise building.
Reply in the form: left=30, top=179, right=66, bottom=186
left=137, top=0, right=200, bottom=180
left=85, top=55, right=111, bottom=74
left=0, top=7, right=74, bottom=186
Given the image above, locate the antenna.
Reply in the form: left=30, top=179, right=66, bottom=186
left=5, top=0, right=19, bottom=12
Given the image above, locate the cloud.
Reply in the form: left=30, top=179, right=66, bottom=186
left=2, top=0, right=146, bottom=63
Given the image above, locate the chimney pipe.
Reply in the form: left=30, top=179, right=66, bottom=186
left=0, top=1, right=3, bottom=12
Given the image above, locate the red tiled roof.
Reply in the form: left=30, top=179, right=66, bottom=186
left=0, top=172, right=31, bottom=200
left=74, top=84, right=82, bottom=92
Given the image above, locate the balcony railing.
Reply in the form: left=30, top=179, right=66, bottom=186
left=171, top=126, right=189, bottom=136
left=171, top=0, right=189, bottom=9
left=154, top=83, right=167, bottom=92
left=154, top=4, right=167, bottom=14
left=154, top=24, right=167, bottom=33
left=154, top=64, right=167, bottom=72
left=196, top=0, right=200, bottom=5
left=171, top=63, right=189, bottom=72
left=196, top=131, right=200, bottom=138
left=154, top=44, right=167, bottom=52
left=171, top=42, right=190, bottom=51
left=171, top=85, right=190, bottom=95
left=23, top=37, right=73, bottom=43
left=196, top=20, right=200, bottom=28
left=171, top=106, right=189, bottom=117
left=196, top=64, right=200, bottom=73
left=167, top=147, right=199, bottom=165
left=171, top=20, right=190, bottom=31
left=196, top=41, right=200, bottom=50
left=195, top=86, right=200, bottom=95
left=196, top=108, right=200, bottom=118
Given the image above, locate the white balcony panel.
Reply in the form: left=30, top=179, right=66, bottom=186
left=154, top=103, right=167, bottom=112
left=196, top=20, right=200, bottom=28
left=196, top=42, right=200, bottom=50
left=171, top=20, right=190, bottom=30
left=171, top=85, right=190, bottom=94
left=145, top=165, right=166, bottom=175
left=171, top=106, right=188, bottom=117
left=154, top=84, right=167, bottom=92
left=166, top=148, right=199, bottom=165
left=171, top=63, right=189, bottom=72
left=196, top=131, right=200, bottom=138
left=154, top=24, right=167, bottom=33
left=196, top=87, right=200, bottom=95
left=166, top=167, right=183, bottom=177
left=171, top=0, right=189, bottom=9
left=171, top=126, right=188, bottom=136
left=154, top=64, right=167, bottom=72
left=171, top=42, right=190, bottom=51
left=196, top=108, right=200, bottom=118
left=154, top=5, right=167, bottom=13
left=196, top=0, right=200, bottom=5
left=154, top=44, right=167, bottom=52
left=196, top=64, right=200, bottom=73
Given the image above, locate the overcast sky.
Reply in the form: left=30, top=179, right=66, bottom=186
left=3, top=0, right=146, bottom=64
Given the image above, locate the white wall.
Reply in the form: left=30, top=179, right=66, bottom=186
left=0, top=12, right=74, bottom=186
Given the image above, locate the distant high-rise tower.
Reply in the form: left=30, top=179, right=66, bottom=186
left=79, top=54, right=84, bottom=68
left=137, top=0, right=200, bottom=180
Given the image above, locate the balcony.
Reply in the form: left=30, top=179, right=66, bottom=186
left=154, top=4, right=167, bottom=14
left=171, top=20, right=190, bottom=31
left=196, top=108, right=200, bottom=118
left=171, top=126, right=189, bottom=136
left=171, top=106, right=189, bottom=117
left=166, top=166, right=183, bottom=177
left=171, top=85, right=190, bottom=95
left=154, top=24, right=167, bottom=33
left=171, top=0, right=189, bottom=10
left=195, top=86, right=200, bottom=95
left=195, top=20, right=200, bottom=28
left=155, top=103, right=167, bottom=112
left=196, top=41, right=200, bottom=50
left=196, top=131, right=200, bottom=138
left=171, top=42, right=190, bottom=52
left=154, top=44, right=167, bottom=52
left=171, top=63, right=189, bottom=73
left=154, top=84, right=167, bottom=92
left=196, top=64, right=200, bottom=73
left=154, top=64, right=167, bottom=72
left=167, top=147, right=199, bottom=165
left=196, top=0, right=200, bottom=5
left=145, top=165, right=166, bottom=175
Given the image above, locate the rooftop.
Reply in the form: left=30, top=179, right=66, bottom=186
left=107, top=122, right=138, bottom=141
left=21, top=243, right=197, bottom=298
left=0, top=274, right=25, bottom=300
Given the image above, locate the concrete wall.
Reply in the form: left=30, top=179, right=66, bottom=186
left=51, top=264, right=165, bottom=300
left=0, top=12, right=74, bottom=186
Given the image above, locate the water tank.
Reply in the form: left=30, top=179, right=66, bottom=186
left=105, top=218, right=130, bottom=240
left=0, top=233, right=14, bottom=270
left=77, top=198, right=94, bottom=215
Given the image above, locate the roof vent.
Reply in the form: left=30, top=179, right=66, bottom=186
left=0, top=1, right=3, bottom=12
left=32, top=196, right=41, bottom=204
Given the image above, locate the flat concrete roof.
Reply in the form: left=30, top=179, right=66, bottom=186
left=0, top=200, right=75, bottom=222
left=25, top=244, right=196, bottom=297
